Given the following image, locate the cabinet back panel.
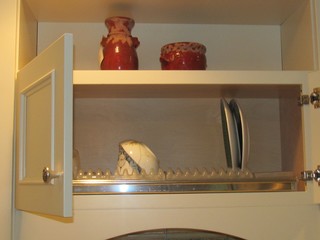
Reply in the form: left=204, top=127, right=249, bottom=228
left=37, top=23, right=282, bottom=70
left=73, top=98, right=282, bottom=173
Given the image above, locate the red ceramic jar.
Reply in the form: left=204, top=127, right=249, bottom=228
left=160, top=42, right=207, bottom=70
left=100, top=16, right=140, bottom=70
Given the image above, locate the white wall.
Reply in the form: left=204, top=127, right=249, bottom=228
left=0, top=0, right=17, bottom=239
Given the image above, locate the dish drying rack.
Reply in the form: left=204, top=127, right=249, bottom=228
left=73, top=167, right=299, bottom=194
left=75, top=167, right=254, bottom=181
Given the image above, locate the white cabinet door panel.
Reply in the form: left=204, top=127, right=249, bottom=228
left=15, top=34, right=73, bottom=217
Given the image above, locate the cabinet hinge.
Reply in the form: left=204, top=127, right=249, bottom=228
left=298, top=87, right=320, bottom=108
left=301, top=166, right=320, bottom=185
left=298, top=94, right=310, bottom=105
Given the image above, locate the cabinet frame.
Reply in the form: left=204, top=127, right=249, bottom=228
left=14, top=0, right=320, bottom=219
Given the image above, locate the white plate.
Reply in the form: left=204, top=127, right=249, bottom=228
left=229, top=99, right=250, bottom=170
left=220, top=98, right=241, bottom=170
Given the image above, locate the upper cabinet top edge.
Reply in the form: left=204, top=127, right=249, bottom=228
left=23, top=0, right=305, bottom=25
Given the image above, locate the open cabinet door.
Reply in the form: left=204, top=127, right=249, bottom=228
left=15, top=34, right=73, bottom=217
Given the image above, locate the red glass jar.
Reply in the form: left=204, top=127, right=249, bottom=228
left=100, top=16, right=140, bottom=70
left=160, top=42, right=207, bottom=70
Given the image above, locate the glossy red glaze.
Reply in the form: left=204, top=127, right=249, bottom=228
left=160, top=42, right=207, bottom=70
left=100, top=16, right=139, bottom=70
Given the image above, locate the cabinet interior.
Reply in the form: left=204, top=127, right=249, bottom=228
left=19, top=0, right=317, bottom=71
left=17, top=0, right=313, bottom=193
left=73, top=82, right=305, bottom=192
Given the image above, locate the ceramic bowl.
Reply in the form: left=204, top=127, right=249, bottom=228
left=160, top=42, right=207, bottom=70
left=116, top=140, right=159, bottom=175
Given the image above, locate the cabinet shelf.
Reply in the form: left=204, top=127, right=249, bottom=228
left=73, top=70, right=308, bottom=85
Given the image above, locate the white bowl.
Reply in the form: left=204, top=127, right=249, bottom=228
left=117, top=140, right=159, bottom=175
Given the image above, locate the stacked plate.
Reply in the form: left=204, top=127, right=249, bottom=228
left=220, top=98, right=250, bottom=170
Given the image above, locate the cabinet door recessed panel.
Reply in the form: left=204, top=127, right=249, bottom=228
left=19, top=70, right=55, bottom=183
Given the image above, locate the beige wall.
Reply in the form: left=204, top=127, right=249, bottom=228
left=0, top=0, right=17, bottom=239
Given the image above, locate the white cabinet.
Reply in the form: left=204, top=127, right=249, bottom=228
left=14, top=0, right=320, bottom=239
